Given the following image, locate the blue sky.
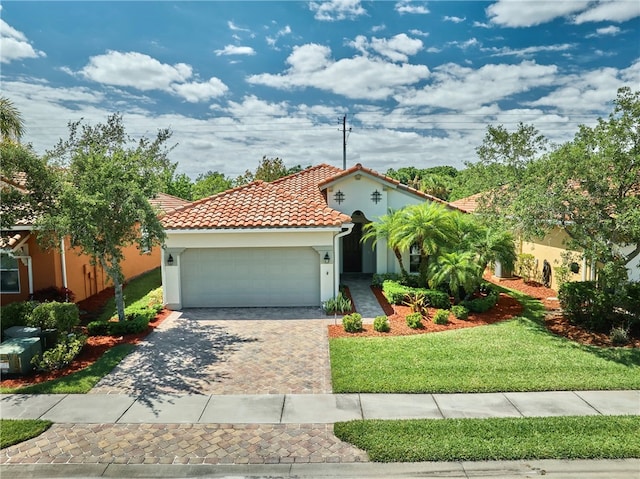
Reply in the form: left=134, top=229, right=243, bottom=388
left=2, top=1, right=639, bottom=179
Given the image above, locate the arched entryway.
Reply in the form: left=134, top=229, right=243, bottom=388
left=342, top=210, right=375, bottom=273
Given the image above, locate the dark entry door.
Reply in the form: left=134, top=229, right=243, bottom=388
left=343, top=223, right=362, bottom=273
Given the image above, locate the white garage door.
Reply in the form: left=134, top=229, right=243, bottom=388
left=180, top=247, right=320, bottom=307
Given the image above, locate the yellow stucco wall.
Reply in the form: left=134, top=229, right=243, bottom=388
left=517, top=227, right=594, bottom=291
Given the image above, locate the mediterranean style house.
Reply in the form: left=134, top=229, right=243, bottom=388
left=160, top=163, right=458, bottom=309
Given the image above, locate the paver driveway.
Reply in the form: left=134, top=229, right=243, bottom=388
left=90, top=308, right=334, bottom=396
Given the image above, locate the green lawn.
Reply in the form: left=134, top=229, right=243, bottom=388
left=1, top=419, right=52, bottom=449
left=330, top=290, right=640, bottom=393
left=334, top=415, right=640, bottom=462
left=96, top=267, right=162, bottom=321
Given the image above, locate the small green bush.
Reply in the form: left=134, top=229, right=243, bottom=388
left=342, top=313, right=363, bottom=333
left=28, top=302, right=79, bottom=332
left=405, top=312, right=422, bottom=329
left=87, top=304, right=155, bottom=336
left=382, top=280, right=410, bottom=304
left=382, top=280, right=451, bottom=309
left=373, top=315, right=390, bottom=333
left=422, top=289, right=451, bottom=310
left=433, top=309, right=450, bottom=325
left=324, top=292, right=353, bottom=314
left=31, top=333, right=87, bottom=372
left=86, top=320, right=109, bottom=336
left=460, top=288, right=499, bottom=313
left=610, top=326, right=630, bottom=346
left=451, top=305, right=469, bottom=320
left=372, top=273, right=403, bottom=287
left=0, top=301, right=38, bottom=339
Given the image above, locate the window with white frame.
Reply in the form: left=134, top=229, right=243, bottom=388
left=0, top=253, right=20, bottom=293
left=409, top=243, right=422, bottom=273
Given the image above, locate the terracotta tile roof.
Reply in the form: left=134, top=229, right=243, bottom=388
left=318, top=163, right=459, bottom=208
left=149, top=192, right=191, bottom=214
left=161, top=178, right=351, bottom=230
left=449, top=193, right=482, bottom=213
left=0, top=231, right=30, bottom=250
left=271, top=163, right=344, bottom=204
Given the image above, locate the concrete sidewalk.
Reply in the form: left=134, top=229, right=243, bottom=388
left=2, top=390, right=638, bottom=423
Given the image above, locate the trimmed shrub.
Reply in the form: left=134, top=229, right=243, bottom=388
left=433, top=309, right=450, bottom=325
left=28, top=302, right=80, bottom=332
left=422, top=289, right=451, bottom=310
left=382, top=280, right=410, bottom=304
left=1, top=301, right=38, bottom=339
left=405, top=312, right=422, bottom=329
left=32, top=286, right=75, bottom=303
left=460, top=288, right=499, bottom=313
left=373, top=315, right=390, bottom=333
left=87, top=303, right=155, bottom=336
left=559, top=281, right=617, bottom=332
left=372, top=273, right=403, bottom=287
left=86, top=320, right=109, bottom=336
left=342, top=313, right=363, bottom=333
left=31, top=333, right=86, bottom=372
left=451, top=305, right=469, bottom=320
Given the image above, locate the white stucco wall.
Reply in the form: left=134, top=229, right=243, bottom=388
left=162, top=228, right=341, bottom=309
left=619, top=244, right=640, bottom=282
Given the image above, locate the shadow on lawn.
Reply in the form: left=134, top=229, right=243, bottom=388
left=93, top=315, right=257, bottom=412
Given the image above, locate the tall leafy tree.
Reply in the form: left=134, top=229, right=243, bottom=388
left=37, top=114, right=173, bottom=321
left=475, top=88, right=639, bottom=286
left=192, top=171, right=232, bottom=200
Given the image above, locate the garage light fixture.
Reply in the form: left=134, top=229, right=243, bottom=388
left=167, top=254, right=174, bottom=266
left=324, top=252, right=330, bottom=263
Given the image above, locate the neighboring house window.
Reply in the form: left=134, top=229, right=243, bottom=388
left=0, top=253, right=20, bottom=293
left=409, top=243, right=422, bottom=273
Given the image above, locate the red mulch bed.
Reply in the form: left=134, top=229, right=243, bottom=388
left=329, top=276, right=639, bottom=349
left=0, top=307, right=171, bottom=389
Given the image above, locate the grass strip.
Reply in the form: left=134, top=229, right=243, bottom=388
left=0, top=344, right=135, bottom=394
left=334, top=415, right=640, bottom=462
left=96, top=267, right=161, bottom=321
left=330, top=289, right=640, bottom=393
left=1, top=419, right=52, bottom=449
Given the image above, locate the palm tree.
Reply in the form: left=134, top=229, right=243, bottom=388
left=362, top=209, right=408, bottom=276
left=471, top=227, right=517, bottom=275
left=428, top=251, right=482, bottom=303
left=395, top=202, right=458, bottom=285
left=0, top=97, right=25, bottom=142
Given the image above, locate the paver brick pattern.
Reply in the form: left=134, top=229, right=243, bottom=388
left=90, top=311, right=333, bottom=395
left=0, top=423, right=368, bottom=465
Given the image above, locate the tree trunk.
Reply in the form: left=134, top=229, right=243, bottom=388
left=393, top=248, right=408, bottom=277
left=100, top=257, right=126, bottom=322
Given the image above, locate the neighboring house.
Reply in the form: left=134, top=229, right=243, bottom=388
left=0, top=189, right=189, bottom=306
left=161, top=163, right=456, bottom=309
left=450, top=193, right=640, bottom=290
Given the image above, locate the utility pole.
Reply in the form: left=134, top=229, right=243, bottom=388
left=341, top=115, right=351, bottom=170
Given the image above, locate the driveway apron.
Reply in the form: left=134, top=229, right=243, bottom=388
left=90, top=308, right=333, bottom=396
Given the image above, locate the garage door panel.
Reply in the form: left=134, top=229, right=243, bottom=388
left=180, top=247, right=320, bottom=307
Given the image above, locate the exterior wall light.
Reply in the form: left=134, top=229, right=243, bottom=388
left=324, top=252, right=330, bottom=263
left=167, top=254, right=174, bottom=266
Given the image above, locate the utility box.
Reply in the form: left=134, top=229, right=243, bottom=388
left=4, top=326, right=41, bottom=339
left=0, top=337, right=42, bottom=375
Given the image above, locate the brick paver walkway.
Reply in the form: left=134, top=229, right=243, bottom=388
left=0, top=423, right=368, bottom=465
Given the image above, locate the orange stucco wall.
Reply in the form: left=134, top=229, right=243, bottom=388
left=1, top=234, right=161, bottom=307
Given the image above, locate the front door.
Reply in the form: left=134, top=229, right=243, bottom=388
left=343, top=223, right=362, bottom=273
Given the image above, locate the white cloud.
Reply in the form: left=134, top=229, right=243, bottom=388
left=395, top=1, right=429, bottom=15
left=486, top=0, right=590, bottom=27
left=0, top=18, right=46, bottom=63
left=309, top=0, right=366, bottom=21
left=266, top=25, right=292, bottom=47
left=351, top=33, right=423, bottom=62
left=247, top=43, right=430, bottom=100
left=214, top=45, right=256, bottom=56
left=228, top=21, right=251, bottom=32
left=573, top=0, right=640, bottom=24
left=444, top=16, right=466, bottom=23
left=395, top=61, right=558, bottom=110
left=448, top=38, right=481, bottom=50
left=594, top=25, right=622, bottom=35
left=371, top=24, right=386, bottom=33
left=487, top=43, right=575, bottom=58
left=171, top=78, right=228, bottom=103
left=79, top=51, right=192, bottom=91
left=409, top=29, right=429, bottom=37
